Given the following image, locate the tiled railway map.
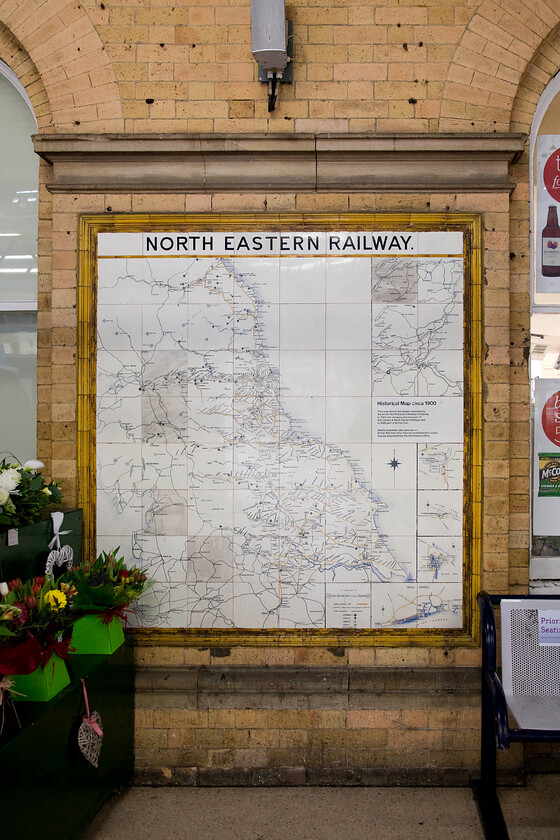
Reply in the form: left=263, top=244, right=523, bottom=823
left=96, top=230, right=465, bottom=629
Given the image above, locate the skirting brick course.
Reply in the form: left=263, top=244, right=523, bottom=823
left=134, top=664, right=521, bottom=787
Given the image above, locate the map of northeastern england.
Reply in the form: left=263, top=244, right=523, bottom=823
left=96, top=230, right=464, bottom=630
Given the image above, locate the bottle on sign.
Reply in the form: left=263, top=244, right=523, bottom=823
left=542, top=205, right=560, bottom=277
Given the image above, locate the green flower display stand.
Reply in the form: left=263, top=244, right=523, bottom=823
left=71, top=614, right=125, bottom=655
left=0, top=641, right=134, bottom=840
left=10, top=654, right=70, bottom=702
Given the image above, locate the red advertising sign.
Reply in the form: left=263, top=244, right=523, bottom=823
left=543, top=148, right=560, bottom=202
left=542, top=390, right=560, bottom=448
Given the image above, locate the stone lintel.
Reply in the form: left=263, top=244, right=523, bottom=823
left=34, top=132, right=526, bottom=194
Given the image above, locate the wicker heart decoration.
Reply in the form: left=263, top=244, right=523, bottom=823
left=45, top=544, right=74, bottom=576
left=78, top=711, right=104, bottom=767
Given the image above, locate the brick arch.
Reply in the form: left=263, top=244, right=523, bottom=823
left=510, top=23, right=560, bottom=133
left=0, top=0, right=123, bottom=132
left=0, top=24, right=53, bottom=130
left=441, top=0, right=560, bottom=132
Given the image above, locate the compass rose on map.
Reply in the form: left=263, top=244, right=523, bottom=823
left=388, top=450, right=401, bottom=487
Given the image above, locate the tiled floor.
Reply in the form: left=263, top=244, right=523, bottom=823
left=82, top=774, right=560, bottom=840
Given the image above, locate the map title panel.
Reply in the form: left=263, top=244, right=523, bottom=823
left=97, top=231, right=464, bottom=257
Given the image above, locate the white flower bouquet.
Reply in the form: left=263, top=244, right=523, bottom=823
left=0, top=460, right=62, bottom=532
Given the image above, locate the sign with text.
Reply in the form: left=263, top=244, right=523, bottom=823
left=539, top=610, right=560, bottom=645
left=372, top=397, right=463, bottom=443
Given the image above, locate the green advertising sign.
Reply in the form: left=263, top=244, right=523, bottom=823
left=538, top=453, right=560, bottom=496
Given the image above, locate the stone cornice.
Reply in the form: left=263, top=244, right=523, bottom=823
left=34, top=132, right=526, bottom=194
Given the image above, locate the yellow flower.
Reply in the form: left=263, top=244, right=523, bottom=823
left=45, top=589, right=67, bottom=611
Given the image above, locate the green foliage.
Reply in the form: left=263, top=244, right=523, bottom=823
left=65, top=548, right=150, bottom=610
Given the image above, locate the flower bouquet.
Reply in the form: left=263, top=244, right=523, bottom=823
left=65, top=548, right=149, bottom=654
left=0, top=459, right=62, bottom=531
left=0, top=576, right=77, bottom=701
left=0, top=459, right=80, bottom=585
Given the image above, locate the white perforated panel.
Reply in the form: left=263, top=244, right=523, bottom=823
left=500, top=599, right=560, bottom=730
left=509, top=607, right=560, bottom=696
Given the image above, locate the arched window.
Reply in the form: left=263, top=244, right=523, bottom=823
left=530, top=70, right=560, bottom=589
left=0, top=60, right=38, bottom=462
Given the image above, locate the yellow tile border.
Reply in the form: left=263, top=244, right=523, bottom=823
left=78, top=212, right=482, bottom=647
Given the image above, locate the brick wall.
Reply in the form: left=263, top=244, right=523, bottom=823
left=0, top=0, right=557, bottom=134
left=38, top=184, right=513, bottom=781
left=132, top=647, right=525, bottom=786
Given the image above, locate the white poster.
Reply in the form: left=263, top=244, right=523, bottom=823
left=95, top=229, right=465, bottom=630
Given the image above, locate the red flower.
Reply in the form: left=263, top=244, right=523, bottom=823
left=24, top=595, right=38, bottom=610
left=31, top=576, right=46, bottom=595
left=31, top=583, right=40, bottom=595
left=118, top=569, right=130, bottom=580
left=8, top=579, right=21, bottom=592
